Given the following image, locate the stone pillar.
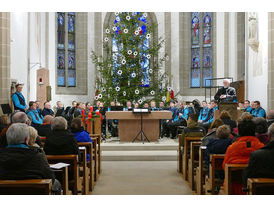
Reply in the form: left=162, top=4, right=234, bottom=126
left=0, top=13, right=10, bottom=108
left=268, top=13, right=274, bottom=110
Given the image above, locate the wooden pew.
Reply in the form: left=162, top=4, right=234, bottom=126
left=90, top=136, right=99, bottom=182
left=78, top=147, right=89, bottom=195
left=205, top=154, right=225, bottom=195
left=46, top=155, right=79, bottom=195
left=182, top=136, right=203, bottom=180
left=224, top=164, right=248, bottom=195
left=247, top=178, right=274, bottom=195
left=0, top=179, right=52, bottom=195
left=188, top=141, right=202, bottom=190
left=196, top=146, right=207, bottom=195
left=78, top=142, right=95, bottom=192
left=90, top=134, right=102, bottom=174
left=177, top=134, right=183, bottom=173
left=50, top=163, right=70, bottom=195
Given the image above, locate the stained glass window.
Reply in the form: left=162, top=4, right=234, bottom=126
left=190, top=12, right=213, bottom=88
left=112, top=12, right=150, bottom=87
left=57, top=12, right=76, bottom=87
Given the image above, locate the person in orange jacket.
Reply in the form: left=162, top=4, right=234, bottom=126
left=222, top=119, right=264, bottom=194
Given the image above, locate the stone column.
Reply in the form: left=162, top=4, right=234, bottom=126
left=0, top=12, right=10, bottom=107
left=268, top=13, right=274, bottom=110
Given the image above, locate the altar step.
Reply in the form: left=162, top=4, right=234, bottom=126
left=101, top=141, right=177, bottom=161
left=102, top=150, right=177, bottom=161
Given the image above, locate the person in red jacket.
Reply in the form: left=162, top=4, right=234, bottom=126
left=223, top=119, right=264, bottom=194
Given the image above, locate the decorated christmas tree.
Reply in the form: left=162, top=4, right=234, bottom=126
left=91, top=12, right=170, bottom=106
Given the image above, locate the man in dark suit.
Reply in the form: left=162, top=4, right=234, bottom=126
left=214, top=79, right=237, bottom=103
left=242, top=123, right=274, bottom=186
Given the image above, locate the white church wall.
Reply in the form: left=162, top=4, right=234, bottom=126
left=10, top=12, right=29, bottom=100
left=228, top=12, right=237, bottom=81
left=246, top=12, right=268, bottom=110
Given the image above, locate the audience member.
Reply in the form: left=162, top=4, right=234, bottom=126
left=198, top=100, right=209, bottom=123
left=253, top=117, right=270, bottom=145
left=242, top=123, right=274, bottom=187
left=266, top=110, right=274, bottom=128
left=252, top=101, right=266, bottom=118
left=41, top=102, right=54, bottom=116
left=26, top=101, right=43, bottom=128
left=0, top=123, right=61, bottom=194
left=54, top=101, right=65, bottom=117
left=43, top=117, right=79, bottom=156
left=244, top=100, right=252, bottom=113
left=37, top=115, right=53, bottom=137
left=11, top=84, right=28, bottom=112
left=219, top=110, right=237, bottom=131
left=201, top=119, right=224, bottom=146
left=222, top=119, right=264, bottom=194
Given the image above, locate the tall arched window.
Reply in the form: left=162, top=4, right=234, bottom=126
left=57, top=12, right=76, bottom=87
left=111, top=12, right=151, bottom=87
left=191, top=12, right=213, bottom=88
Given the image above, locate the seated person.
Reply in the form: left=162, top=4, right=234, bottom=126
left=41, top=102, right=54, bottom=117
left=54, top=101, right=65, bottom=117
left=251, top=101, right=266, bottom=118
left=43, top=117, right=79, bottom=156
left=267, top=110, right=274, bottom=128
left=71, top=118, right=93, bottom=161
left=201, top=119, right=224, bottom=146
left=37, top=115, right=53, bottom=137
left=158, top=101, right=166, bottom=110
left=150, top=100, right=158, bottom=111
left=26, top=101, right=43, bottom=128
left=242, top=123, right=274, bottom=187
left=243, top=100, right=252, bottom=113
left=123, top=101, right=133, bottom=111
left=72, top=102, right=85, bottom=119
left=28, top=126, right=47, bottom=162
left=0, top=112, right=41, bottom=148
left=179, top=114, right=206, bottom=147
left=219, top=110, right=237, bottom=131
left=204, top=125, right=232, bottom=175
left=134, top=102, right=139, bottom=108
left=0, top=116, right=8, bottom=134
left=198, top=101, right=209, bottom=123
left=161, top=101, right=177, bottom=138
left=253, top=117, right=270, bottom=145
left=11, top=83, right=28, bottom=112
left=0, top=123, right=61, bottom=194
left=223, top=119, right=264, bottom=195
left=143, top=102, right=149, bottom=108
left=199, top=100, right=218, bottom=132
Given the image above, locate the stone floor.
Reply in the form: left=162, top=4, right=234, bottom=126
left=92, top=161, right=192, bottom=195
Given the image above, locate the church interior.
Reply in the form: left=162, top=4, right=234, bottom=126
left=1, top=0, right=274, bottom=200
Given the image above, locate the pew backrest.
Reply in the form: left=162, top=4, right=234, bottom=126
left=247, top=178, right=274, bottom=195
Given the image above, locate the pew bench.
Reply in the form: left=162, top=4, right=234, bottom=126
left=46, top=154, right=79, bottom=195
left=78, top=142, right=95, bottom=192
left=224, top=164, right=248, bottom=195
left=247, top=178, right=274, bottom=195
left=188, top=141, right=202, bottom=191
left=78, top=147, right=89, bottom=195
left=177, top=134, right=183, bottom=173
left=90, top=134, right=102, bottom=175
left=182, top=136, right=203, bottom=180
left=195, top=146, right=207, bottom=195
left=205, top=154, right=225, bottom=195
left=0, top=179, right=52, bottom=195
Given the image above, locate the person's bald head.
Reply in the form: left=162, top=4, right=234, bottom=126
left=43, top=115, right=54, bottom=124
left=267, top=110, right=274, bottom=120
left=223, top=79, right=230, bottom=88
left=11, top=112, right=28, bottom=124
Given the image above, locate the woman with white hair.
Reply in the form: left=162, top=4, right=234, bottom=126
left=43, top=116, right=79, bottom=156
left=0, top=123, right=61, bottom=194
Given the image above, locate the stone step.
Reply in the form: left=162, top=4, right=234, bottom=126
left=102, top=150, right=177, bottom=161
left=101, top=143, right=178, bottom=151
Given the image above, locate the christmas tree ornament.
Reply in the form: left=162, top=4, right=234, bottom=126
left=105, top=28, right=110, bottom=34
left=95, top=96, right=99, bottom=100
left=123, top=91, right=126, bottom=96
left=112, top=26, right=117, bottom=31
left=134, top=30, right=139, bottom=35
left=127, top=50, right=132, bottom=55
left=135, top=89, right=140, bottom=94
left=104, top=37, right=109, bottom=42
left=150, top=90, right=155, bottom=95
left=98, top=94, right=103, bottom=99
left=115, top=86, right=120, bottom=92
left=133, top=51, right=138, bottom=56
left=121, top=59, right=126, bottom=65
left=146, top=33, right=151, bottom=39
left=138, top=99, right=143, bottom=104
left=126, top=15, right=131, bottom=21
left=117, top=70, right=122, bottom=75
left=149, top=69, right=153, bottom=73
left=143, top=13, right=147, bottom=18
left=131, top=72, right=136, bottom=78
left=162, top=96, right=166, bottom=101
left=146, top=54, right=151, bottom=59
left=167, top=86, right=172, bottom=92
left=124, top=28, right=128, bottom=33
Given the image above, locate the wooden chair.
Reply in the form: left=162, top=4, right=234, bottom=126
left=177, top=134, right=183, bottom=173
left=247, top=178, right=274, bottom=195
left=50, top=163, right=70, bottom=195
left=224, top=164, right=248, bottom=195
left=188, top=141, right=202, bottom=190
left=0, top=179, right=52, bottom=195
left=182, top=136, right=203, bottom=180
left=78, top=147, right=89, bottom=195
left=195, top=146, right=207, bottom=195
left=78, top=142, right=95, bottom=192
left=205, top=154, right=225, bottom=195
left=46, top=155, right=79, bottom=195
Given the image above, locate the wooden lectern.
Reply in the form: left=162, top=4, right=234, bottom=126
left=214, top=102, right=241, bottom=121
left=106, top=111, right=172, bottom=142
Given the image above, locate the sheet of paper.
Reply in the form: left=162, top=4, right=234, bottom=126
left=50, top=162, right=70, bottom=170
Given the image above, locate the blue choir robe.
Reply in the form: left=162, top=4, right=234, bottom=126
left=198, top=107, right=209, bottom=122
left=27, top=109, right=43, bottom=125
left=12, top=92, right=27, bottom=111
left=252, top=107, right=266, bottom=118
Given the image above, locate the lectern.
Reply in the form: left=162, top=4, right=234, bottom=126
left=106, top=111, right=172, bottom=142
left=214, top=102, right=241, bottom=121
